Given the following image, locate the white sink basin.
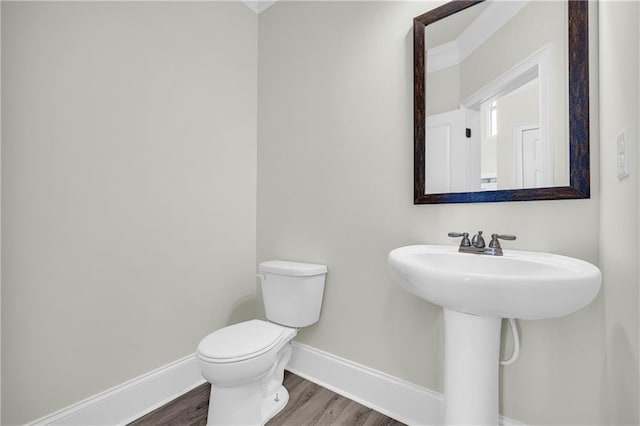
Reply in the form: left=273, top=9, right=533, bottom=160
left=389, top=244, right=601, bottom=424
left=388, top=245, right=601, bottom=320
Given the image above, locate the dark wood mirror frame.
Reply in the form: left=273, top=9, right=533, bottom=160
left=414, top=0, right=590, bottom=204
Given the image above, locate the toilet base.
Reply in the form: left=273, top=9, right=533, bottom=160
left=262, top=384, right=289, bottom=423
left=206, top=383, right=289, bottom=426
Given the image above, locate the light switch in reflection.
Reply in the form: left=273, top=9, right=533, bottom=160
left=617, top=130, right=629, bottom=180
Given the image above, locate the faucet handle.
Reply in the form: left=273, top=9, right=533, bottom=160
left=448, top=232, right=471, bottom=247
left=447, top=232, right=467, bottom=237
left=489, top=233, right=517, bottom=249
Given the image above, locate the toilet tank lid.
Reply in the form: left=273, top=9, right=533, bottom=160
left=259, top=260, right=327, bottom=276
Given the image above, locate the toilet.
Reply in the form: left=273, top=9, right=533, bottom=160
left=196, top=260, right=327, bottom=426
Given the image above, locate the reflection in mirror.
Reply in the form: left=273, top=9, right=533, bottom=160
left=425, top=1, right=567, bottom=194
left=414, top=0, right=590, bottom=204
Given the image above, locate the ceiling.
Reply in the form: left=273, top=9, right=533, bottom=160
left=426, top=2, right=490, bottom=49
left=241, top=0, right=279, bottom=14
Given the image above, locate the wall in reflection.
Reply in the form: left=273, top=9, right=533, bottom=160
left=424, top=1, right=569, bottom=194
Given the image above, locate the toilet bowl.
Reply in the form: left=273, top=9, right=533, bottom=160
left=197, top=320, right=297, bottom=425
left=196, top=260, right=327, bottom=426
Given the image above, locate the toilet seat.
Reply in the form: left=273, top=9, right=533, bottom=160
left=197, top=319, right=290, bottom=364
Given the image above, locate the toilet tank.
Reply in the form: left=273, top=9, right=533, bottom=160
left=259, top=260, right=327, bottom=328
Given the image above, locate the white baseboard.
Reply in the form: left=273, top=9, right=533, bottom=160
left=28, top=344, right=523, bottom=426
left=287, top=341, right=524, bottom=426
left=29, top=354, right=206, bottom=426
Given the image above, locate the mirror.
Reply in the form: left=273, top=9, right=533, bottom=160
left=414, top=0, right=590, bottom=204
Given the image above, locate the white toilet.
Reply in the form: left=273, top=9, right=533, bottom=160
left=196, top=260, right=327, bottom=426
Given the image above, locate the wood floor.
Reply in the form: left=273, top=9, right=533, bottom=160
left=129, top=371, right=405, bottom=426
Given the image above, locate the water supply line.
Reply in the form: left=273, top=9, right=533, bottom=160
left=500, top=318, right=520, bottom=366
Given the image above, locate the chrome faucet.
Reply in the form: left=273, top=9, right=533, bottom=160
left=448, top=231, right=516, bottom=256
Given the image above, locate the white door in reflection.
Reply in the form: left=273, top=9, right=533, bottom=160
left=426, top=109, right=465, bottom=194
left=426, top=108, right=480, bottom=194
left=516, top=125, right=550, bottom=188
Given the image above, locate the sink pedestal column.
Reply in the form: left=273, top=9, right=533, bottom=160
left=443, top=308, right=502, bottom=425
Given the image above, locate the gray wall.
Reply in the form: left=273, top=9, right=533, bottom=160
left=1, top=2, right=257, bottom=424
left=425, top=65, right=460, bottom=116
left=256, top=1, right=636, bottom=424
left=599, top=1, right=640, bottom=423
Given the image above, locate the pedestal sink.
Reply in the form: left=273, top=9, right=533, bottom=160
left=388, top=245, right=601, bottom=425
